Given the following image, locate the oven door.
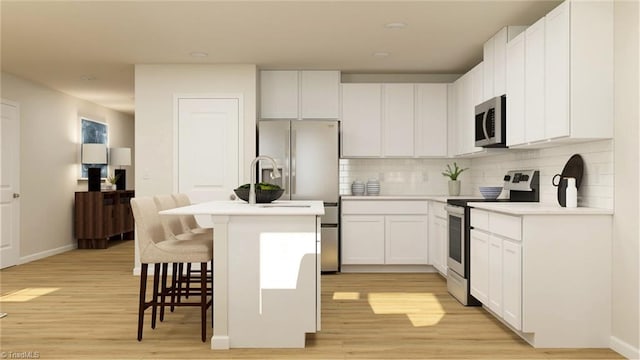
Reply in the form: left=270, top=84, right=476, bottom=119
left=445, top=204, right=465, bottom=277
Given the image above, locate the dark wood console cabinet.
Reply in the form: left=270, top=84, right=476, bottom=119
left=74, top=190, right=135, bottom=249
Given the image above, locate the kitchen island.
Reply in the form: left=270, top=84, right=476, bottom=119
left=160, top=200, right=324, bottom=349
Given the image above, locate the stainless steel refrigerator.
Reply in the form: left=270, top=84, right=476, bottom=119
left=258, top=120, right=340, bottom=272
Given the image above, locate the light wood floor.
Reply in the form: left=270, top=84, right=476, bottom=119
left=0, top=240, right=622, bottom=359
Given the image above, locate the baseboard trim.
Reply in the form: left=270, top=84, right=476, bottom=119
left=211, top=335, right=230, bottom=350
left=19, top=243, right=76, bottom=265
left=611, top=336, right=639, bottom=359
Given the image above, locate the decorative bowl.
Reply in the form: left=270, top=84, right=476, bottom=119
left=479, top=186, right=503, bottom=200
left=234, top=185, right=284, bottom=203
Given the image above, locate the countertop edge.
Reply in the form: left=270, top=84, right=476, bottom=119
left=468, top=202, right=614, bottom=215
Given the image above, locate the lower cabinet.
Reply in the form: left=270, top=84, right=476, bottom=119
left=341, top=215, right=385, bottom=264
left=470, top=209, right=522, bottom=330
left=341, top=199, right=429, bottom=269
left=428, top=201, right=448, bottom=275
left=469, top=207, right=612, bottom=348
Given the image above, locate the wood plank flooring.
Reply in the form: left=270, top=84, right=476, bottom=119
left=0, top=240, right=622, bottom=359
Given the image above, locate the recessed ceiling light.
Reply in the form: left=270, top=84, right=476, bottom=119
left=190, top=51, right=208, bottom=58
left=81, top=75, right=96, bottom=81
left=384, top=22, right=407, bottom=29
left=372, top=52, right=390, bottom=57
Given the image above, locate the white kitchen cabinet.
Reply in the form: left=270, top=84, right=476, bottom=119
left=502, top=239, right=522, bottom=330
left=470, top=205, right=612, bottom=347
left=454, top=63, right=484, bottom=156
left=341, top=215, right=385, bottom=264
left=524, top=17, right=546, bottom=143
left=300, top=71, right=341, bottom=119
left=385, top=215, right=429, bottom=264
left=543, top=0, right=613, bottom=142
left=488, top=236, right=503, bottom=315
left=506, top=31, right=526, bottom=146
left=340, top=83, right=382, bottom=157
left=428, top=201, right=448, bottom=276
left=341, top=83, right=448, bottom=158
left=507, top=0, right=613, bottom=148
left=383, top=84, right=415, bottom=157
left=483, top=26, right=527, bottom=101
left=260, top=70, right=299, bottom=119
left=260, top=70, right=340, bottom=120
left=446, top=84, right=458, bottom=157
left=469, top=229, right=489, bottom=304
left=415, top=84, right=448, bottom=157
left=341, top=199, right=429, bottom=271
left=470, top=208, right=521, bottom=329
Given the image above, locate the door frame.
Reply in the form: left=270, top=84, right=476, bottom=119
left=172, top=93, right=245, bottom=195
left=1, top=98, right=21, bottom=269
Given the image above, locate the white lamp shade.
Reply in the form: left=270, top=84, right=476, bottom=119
left=109, top=147, right=131, bottom=166
left=81, top=143, right=107, bottom=164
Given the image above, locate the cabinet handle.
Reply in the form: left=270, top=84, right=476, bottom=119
left=506, top=249, right=516, bottom=254
left=13, top=193, right=20, bottom=198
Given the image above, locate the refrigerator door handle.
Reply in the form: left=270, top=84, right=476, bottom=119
left=284, top=124, right=291, bottom=198
left=291, top=126, right=296, bottom=195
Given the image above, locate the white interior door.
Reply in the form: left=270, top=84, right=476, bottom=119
left=1, top=100, right=21, bottom=269
left=177, top=97, right=239, bottom=203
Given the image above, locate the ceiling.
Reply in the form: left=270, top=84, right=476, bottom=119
left=1, top=0, right=561, bottom=115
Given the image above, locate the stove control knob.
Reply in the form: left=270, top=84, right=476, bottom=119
left=521, top=174, right=529, bottom=181
left=503, top=175, right=511, bottom=182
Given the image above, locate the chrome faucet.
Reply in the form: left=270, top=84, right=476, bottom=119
left=249, top=155, right=281, bottom=205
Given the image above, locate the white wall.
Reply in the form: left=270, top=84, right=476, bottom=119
left=134, top=64, right=257, bottom=197
left=1, top=72, right=134, bottom=260
left=611, top=0, right=640, bottom=357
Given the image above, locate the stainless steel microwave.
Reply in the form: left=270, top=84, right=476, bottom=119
left=475, top=95, right=507, bottom=148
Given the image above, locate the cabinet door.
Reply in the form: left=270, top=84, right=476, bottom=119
left=470, top=229, right=489, bottom=304
left=483, top=36, right=495, bottom=101
left=506, top=31, right=526, bottom=146
left=429, top=215, right=448, bottom=275
left=341, top=84, right=382, bottom=157
left=385, top=215, right=428, bottom=265
left=493, top=27, right=509, bottom=97
left=383, top=84, right=415, bottom=157
left=524, top=18, right=546, bottom=143
left=415, top=84, right=448, bottom=157
left=544, top=1, right=570, bottom=139
left=300, top=71, right=340, bottom=119
left=455, top=72, right=475, bottom=155
left=502, top=240, right=522, bottom=330
left=488, top=236, right=503, bottom=315
left=260, top=70, right=299, bottom=119
left=341, top=215, right=385, bottom=264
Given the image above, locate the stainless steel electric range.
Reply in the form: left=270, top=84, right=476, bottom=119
left=444, top=169, right=540, bottom=306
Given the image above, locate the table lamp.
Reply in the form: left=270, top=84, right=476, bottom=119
left=109, top=147, right=131, bottom=190
left=82, top=143, right=107, bottom=192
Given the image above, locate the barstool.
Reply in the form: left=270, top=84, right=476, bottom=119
left=131, top=197, right=213, bottom=342
left=154, top=195, right=212, bottom=309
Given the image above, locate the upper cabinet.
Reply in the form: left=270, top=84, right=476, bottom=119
left=341, top=83, right=448, bottom=158
left=483, top=26, right=527, bottom=101
left=506, top=0, right=614, bottom=147
left=260, top=70, right=340, bottom=120
left=452, top=63, right=484, bottom=157
left=341, top=83, right=383, bottom=157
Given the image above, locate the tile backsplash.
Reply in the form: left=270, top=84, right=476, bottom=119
left=339, top=139, right=613, bottom=209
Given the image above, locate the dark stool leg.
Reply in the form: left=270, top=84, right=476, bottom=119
left=185, top=263, right=192, bottom=299
left=160, top=263, right=168, bottom=321
left=151, top=263, right=160, bottom=329
left=177, top=263, right=184, bottom=304
left=170, top=263, right=178, bottom=312
left=137, top=263, right=148, bottom=341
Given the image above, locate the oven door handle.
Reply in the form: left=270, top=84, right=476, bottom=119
left=444, top=205, right=465, bottom=215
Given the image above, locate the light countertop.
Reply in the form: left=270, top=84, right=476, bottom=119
left=469, top=202, right=614, bottom=215
left=159, top=200, right=325, bottom=216
left=341, top=195, right=482, bottom=202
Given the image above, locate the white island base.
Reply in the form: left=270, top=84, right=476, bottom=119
left=160, top=201, right=323, bottom=349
